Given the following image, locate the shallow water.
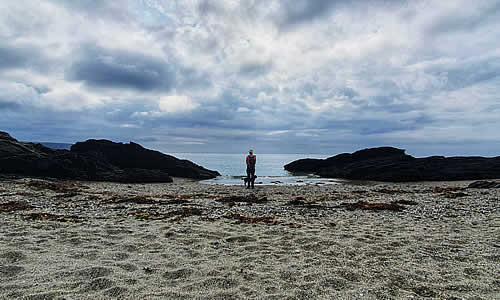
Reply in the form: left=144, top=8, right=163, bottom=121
left=171, top=153, right=338, bottom=185
left=200, top=174, right=347, bottom=186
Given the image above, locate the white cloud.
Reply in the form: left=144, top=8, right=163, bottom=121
left=236, top=107, right=250, bottom=113
left=266, top=130, right=290, bottom=136
left=158, top=94, right=199, bottom=113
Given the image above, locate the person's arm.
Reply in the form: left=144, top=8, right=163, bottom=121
left=246, top=155, right=249, bottom=165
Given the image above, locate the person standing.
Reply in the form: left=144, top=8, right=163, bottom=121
left=246, top=149, right=256, bottom=189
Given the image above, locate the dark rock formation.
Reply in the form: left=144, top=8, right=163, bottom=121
left=467, top=181, right=500, bottom=188
left=284, top=147, right=500, bottom=182
left=71, top=139, right=219, bottom=179
left=0, top=131, right=219, bottom=182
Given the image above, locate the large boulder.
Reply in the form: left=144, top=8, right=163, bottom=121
left=0, top=131, right=218, bottom=182
left=467, top=181, right=500, bottom=188
left=71, top=139, right=220, bottom=179
left=0, top=132, right=54, bottom=175
left=284, top=147, right=500, bottom=182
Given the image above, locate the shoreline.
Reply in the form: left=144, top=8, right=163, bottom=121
left=0, top=177, right=498, bottom=299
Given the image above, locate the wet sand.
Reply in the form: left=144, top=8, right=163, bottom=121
left=0, top=177, right=498, bottom=299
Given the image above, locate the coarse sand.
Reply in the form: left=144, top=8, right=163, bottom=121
left=0, top=177, right=498, bottom=299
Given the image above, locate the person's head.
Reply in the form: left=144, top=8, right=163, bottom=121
left=249, top=149, right=254, bottom=155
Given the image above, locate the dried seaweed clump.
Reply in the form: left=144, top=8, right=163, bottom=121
left=104, top=195, right=156, bottom=205
left=27, top=180, right=87, bottom=193
left=216, top=194, right=267, bottom=205
left=0, top=200, right=34, bottom=212
left=225, top=212, right=278, bottom=225
left=391, top=200, right=418, bottom=206
left=26, top=212, right=81, bottom=223
left=341, top=201, right=405, bottom=212
left=427, top=186, right=464, bottom=193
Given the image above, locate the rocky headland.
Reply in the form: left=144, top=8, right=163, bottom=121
left=285, top=147, right=500, bottom=182
left=0, top=131, right=219, bottom=183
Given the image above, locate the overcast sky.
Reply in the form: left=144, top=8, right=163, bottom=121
left=1, top=0, right=499, bottom=156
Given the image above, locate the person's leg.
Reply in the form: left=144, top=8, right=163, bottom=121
left=250, top=169, right=255, bottom=188
left=246, top=169, right=251, bottom=188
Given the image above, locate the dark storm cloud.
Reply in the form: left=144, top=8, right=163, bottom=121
left=0, top=45, right=29, bottom=69
left=239, top=62, right=273, bottom=77
left=278, top=0, right=339, bottom=26
left=277, top=0, right=407, bottom=28
left=197, top=0, right=225, bottom=16
left=0, top=43, right=44, bottom=71
left=0, top=101, right=20, bottom=110
left=67, top=46, right=175, bottom=91
left=198, top=0, right=340, bottom=28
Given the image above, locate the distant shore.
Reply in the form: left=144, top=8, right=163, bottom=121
left=0, top=177, right=498, bottom=299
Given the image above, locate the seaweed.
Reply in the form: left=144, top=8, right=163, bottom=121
left=104, top=195, right=156, bottom=205
left=288, top=197, right=307, bottom=206
left=443, top=192, right=469, bottom=199
left=165, top=207, right=203, bottom=218
left=26, top=212, right=81, bottom=223
left=0, top=200, right=34, bottom=212
left=340, top=201, right=405, bottom=212
left=216, top=194, right=267, bottom=205
left=224, top=212, right=278, bottom=225
left=287, top=197, right=329, bottom=209
left=26, top=180, right=88, bottom=193
left=427, top=186, right=464, bottom=193
left=391, top=200, right=418, bottom=205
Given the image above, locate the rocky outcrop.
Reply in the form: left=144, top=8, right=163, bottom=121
left=71, top=139, right=220, bottom=180
left=467, top=181, right=500, bottom=188
left=284, top=147, right=500, bottom=182
left=0, top=131, right=219, bottom=182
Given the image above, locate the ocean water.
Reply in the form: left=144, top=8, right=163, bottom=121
left=172, top=153, right=346, bottom=186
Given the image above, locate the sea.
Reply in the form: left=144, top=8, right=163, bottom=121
left=172, top=153, right=346, bottom=186
left=39, top=142, right=344, bottom=186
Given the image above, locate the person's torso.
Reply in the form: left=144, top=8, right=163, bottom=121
left=247, top=155, right=256, bottom=166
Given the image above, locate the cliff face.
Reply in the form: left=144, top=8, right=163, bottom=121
left=0, top=131, right=220, bottom=182
left=284, top=147, right=500, bottom=182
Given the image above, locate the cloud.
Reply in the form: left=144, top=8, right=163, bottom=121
left=0, top=44, right=33, bottom=70
left=51, top=0, right=135, bottom=23
left=277, top=0, right=339, bottom=27
left=239, top=61, right=273, bottom=77
left=67, top=46, right=175, bottom=91
left=426, top=1, right=500, bottom=35
left=0, top=41, right=50, bottom=72
left=0, top=81, right=41, bottom=110
left=158, top=95, right=199, bottom=113
left=1, top=0, right=500, bottom=156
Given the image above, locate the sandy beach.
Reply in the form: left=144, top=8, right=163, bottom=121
left=0, top=177, right=498, bottom=299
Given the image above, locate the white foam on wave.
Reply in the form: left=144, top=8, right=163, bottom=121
left=200, top=174, right=346, bottom=186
